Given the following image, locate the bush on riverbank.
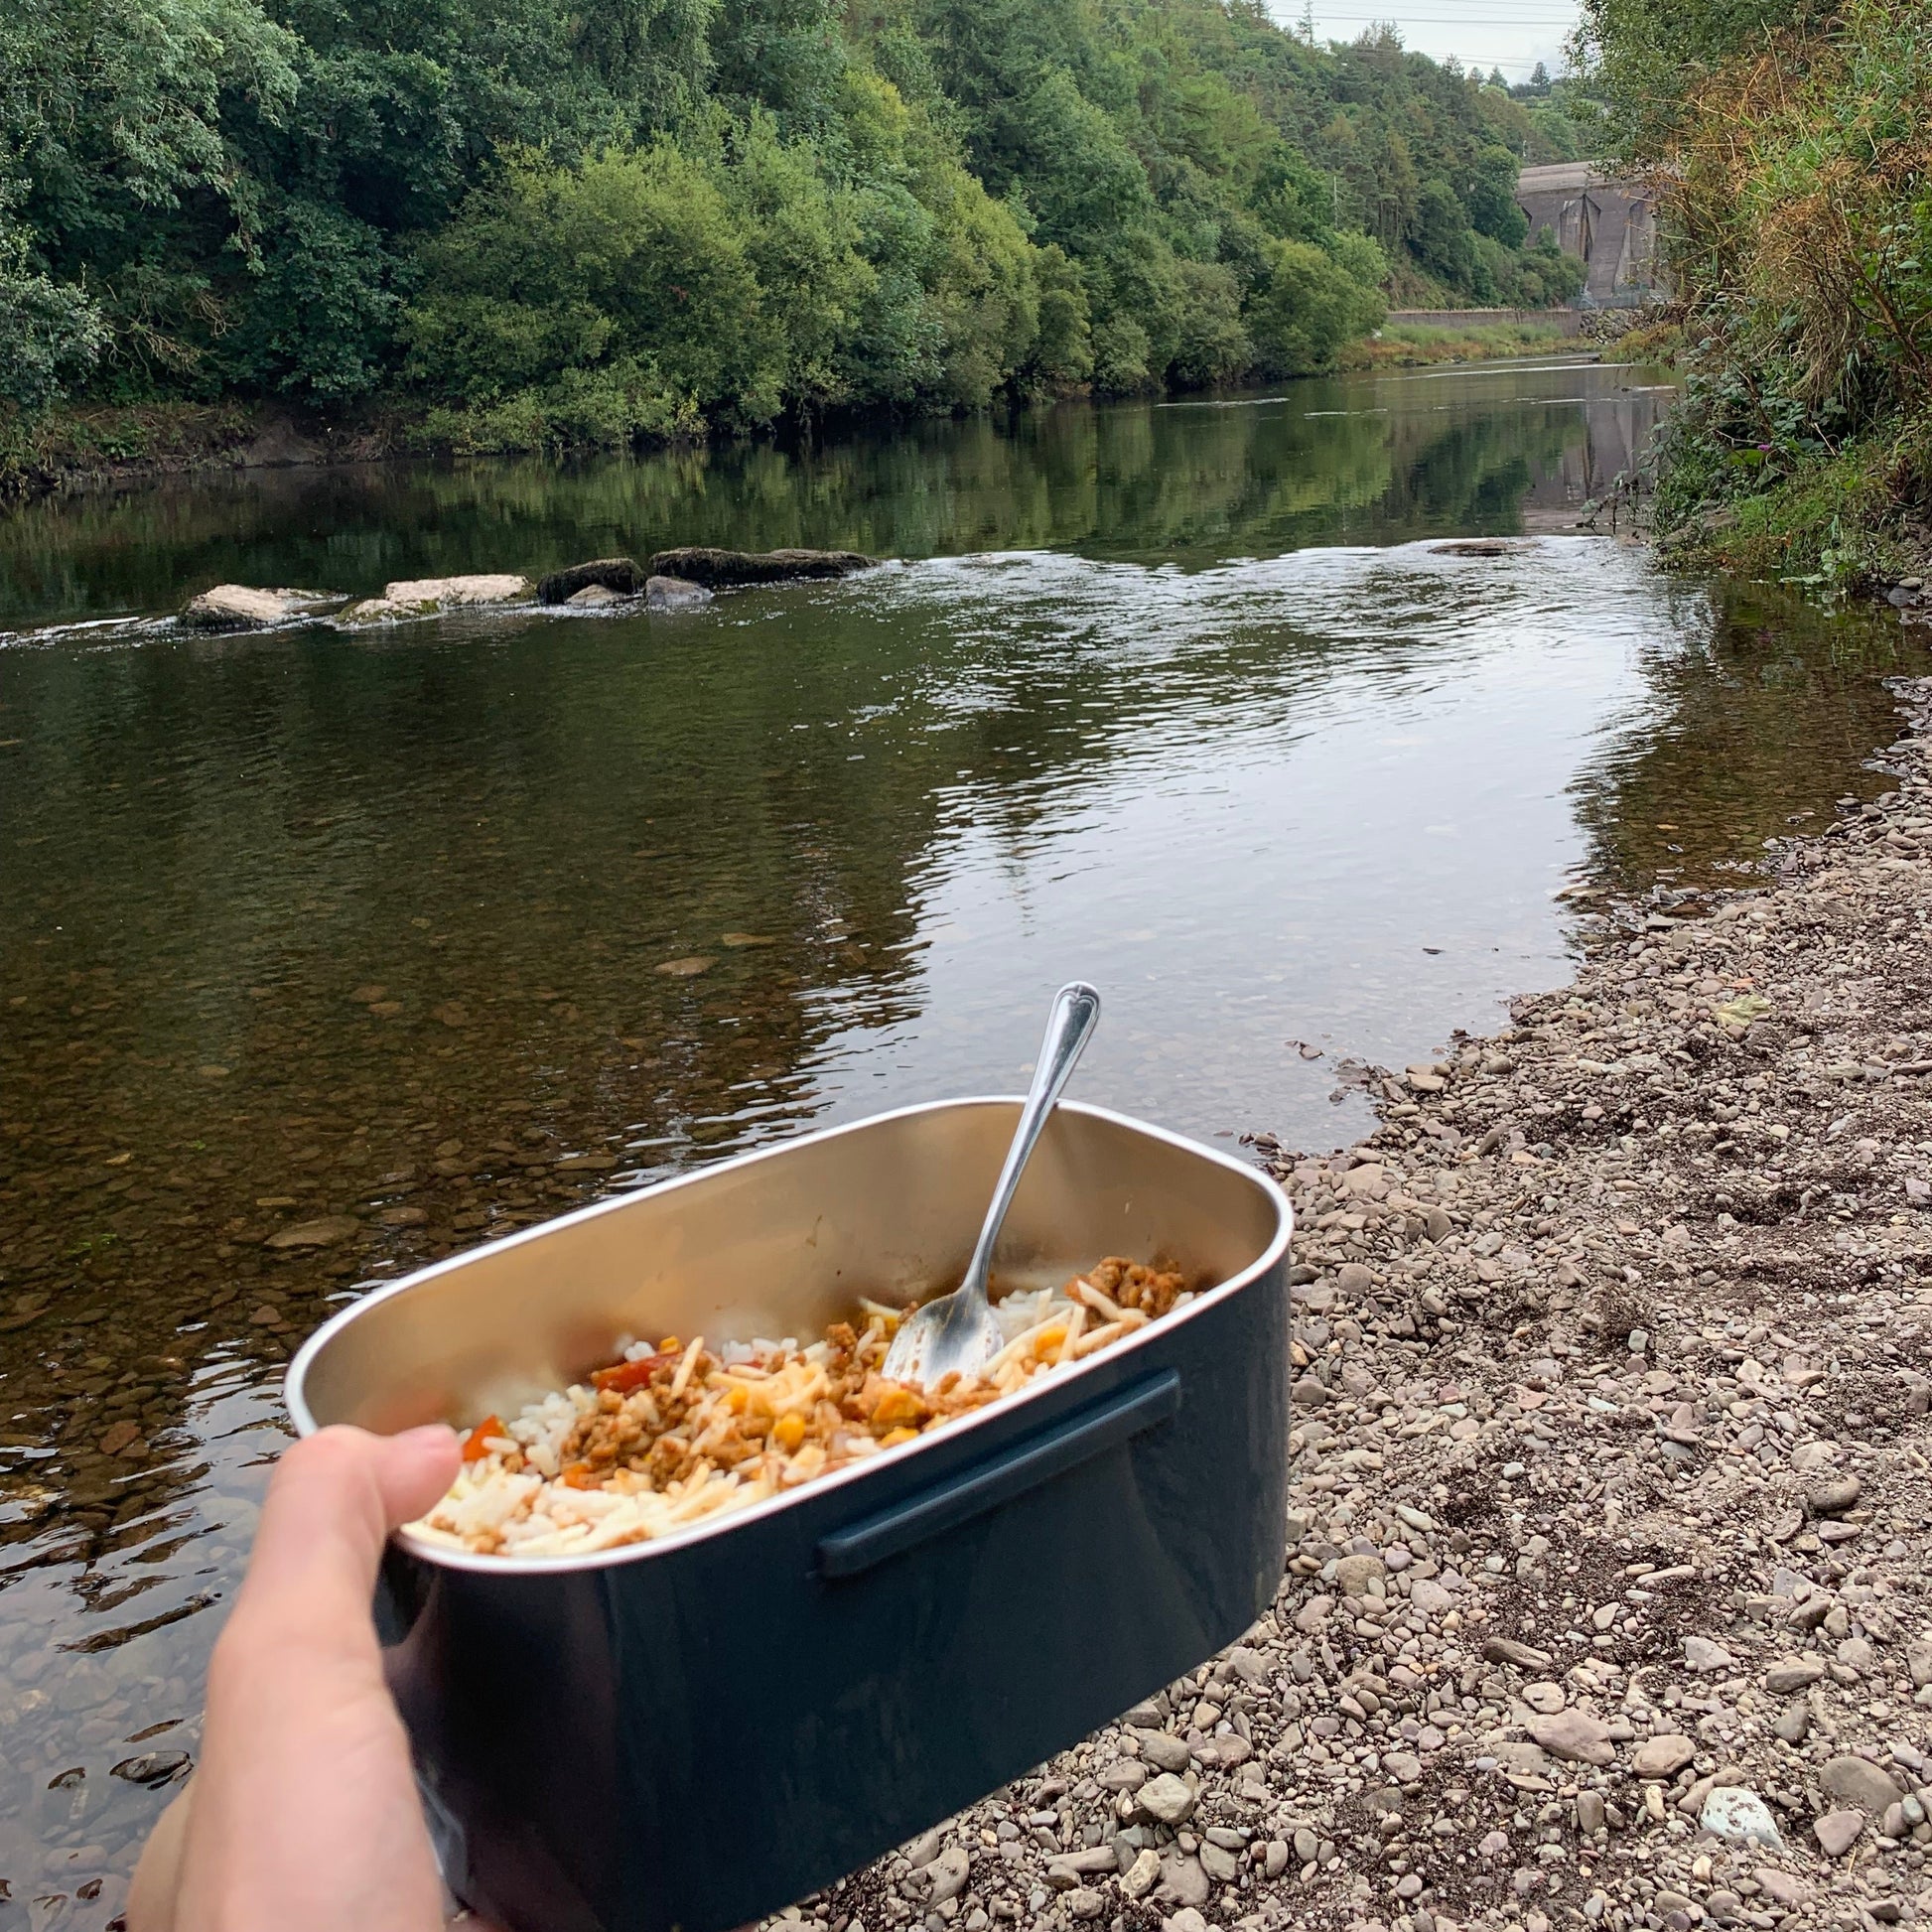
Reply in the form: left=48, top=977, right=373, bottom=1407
left=1579, top=0, right=1932, bottom=587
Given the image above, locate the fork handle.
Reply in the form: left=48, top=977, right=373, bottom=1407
left=961, top=982, right=1102, bottom=1299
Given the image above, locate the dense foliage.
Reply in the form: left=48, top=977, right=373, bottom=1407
left=1577, top=0, right=1932, bottom=583
left=2, top=0, right=1585, bottom=445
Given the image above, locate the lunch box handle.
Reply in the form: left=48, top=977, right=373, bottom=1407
left=816, top=1369, right=1181, bottom=1580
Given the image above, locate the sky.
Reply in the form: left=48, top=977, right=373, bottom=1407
left=1268, top=0, right=1582, bottom=83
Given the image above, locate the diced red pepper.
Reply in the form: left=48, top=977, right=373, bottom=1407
left=461, top=1415, right=505, bottom=1461
left=591, top=1352, right=671, bottom=1394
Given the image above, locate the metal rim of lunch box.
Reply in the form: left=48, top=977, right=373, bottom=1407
left=284, top=1096, right=1294, bottom=1577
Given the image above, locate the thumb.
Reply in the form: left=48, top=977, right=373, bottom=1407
left=231, top=1425, right=460, bottom=1643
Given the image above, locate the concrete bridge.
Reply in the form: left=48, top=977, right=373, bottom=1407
left=1516, top=162, right=1666, bottom=307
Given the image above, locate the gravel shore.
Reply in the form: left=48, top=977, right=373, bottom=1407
left=804, top=676, right=1932, bottom=1932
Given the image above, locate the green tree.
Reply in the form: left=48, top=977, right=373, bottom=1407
left=1249, top=234, right=1385, bottom=374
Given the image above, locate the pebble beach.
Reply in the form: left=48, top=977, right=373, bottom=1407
left=804, top=676, right=1932, bottom=1932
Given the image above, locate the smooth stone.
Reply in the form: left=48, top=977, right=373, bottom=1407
left=1763, top=1657, right=1826, bottom=1694
left=1333, top=1553, right=1386, bottom=1596
left=1156, top=1856, right=1209, bottom=1908
left=110, top=1750, right=190, bottom=1787
left=1772, top=1701, right=1811, bottom=1744
left=1064, top=1888, right=1103, bottom=1921
left=565, top=583, right=625, bottom=608
left=927, top=1847, right=970, bottom=1903
left=1576, top=1791, right=1606, bottom=1835
left=380, top=574, right=530, bottom=607
left=1683, top=1635, right=1734, bottom=1673
left=1139, top=1773, right=1196, bottom=1826
left=1529, top=1710, right=1614, bottom=1765
left=1136, top=1731, right=1192, bottom=1773
left=1820, top=1754, right=1903, bottom=1814
left=1814, top=1809, right=1865, bottom=1858
left=1806, top=1472, right=1863, bottom=1517
left=1196, top=1842, right=1239, bottom=1884
left=1701, top=1786, right=1783, bottom=1849
left=537, top=556, right=643, bottom=603
left=1522, top=1682, right=1566, bottom=1714
left=645, top=546, right=875, bottom=589
left=335, top=596, right=413, bottom=624
left=179, top=584, right=332, bottom=630
left=1753, top=1869, right=1811, bottom=1909
left=1120, top=1849, right=1161, bottom=1899
left=1482, top=1636, right=1554, bottom=1670
left=645, top=575, right=714, bottom=611
left=264, top=1214, right=359, bottom=1249
left=1631, top=1733, right=1697, bottom=1780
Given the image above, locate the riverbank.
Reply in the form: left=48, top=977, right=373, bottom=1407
left=0, top=401, right=403, bottom=502
left=0, top=324, right=1594, bottom=502
left=821, top=678, right=1932, bottom=1932
left=1340, top=319, right=1580, bottom=372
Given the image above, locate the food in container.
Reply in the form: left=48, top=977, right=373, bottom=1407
left=287, top=1099, right=1292, bottom=1932
left=416, top=1258, right=1189, bottom=1558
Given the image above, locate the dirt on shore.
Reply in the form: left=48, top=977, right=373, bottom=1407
left=809, top=679, right=1932, bottom=1932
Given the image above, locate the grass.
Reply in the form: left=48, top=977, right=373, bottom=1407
left=1599, top=319, right=1684, bottom=366
left=0, top=401, right=266, bottom=497
left=1337, top=319, right=1573, bottom=370
left=1657, top=429, right=1925, bottom=589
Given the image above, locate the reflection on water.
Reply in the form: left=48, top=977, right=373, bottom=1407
left=0, top=357, right=1927, bottom=1926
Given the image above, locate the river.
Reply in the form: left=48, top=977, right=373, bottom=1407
left=0, top=355, right=1925, bottom=1926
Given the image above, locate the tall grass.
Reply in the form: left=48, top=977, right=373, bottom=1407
left=1338, top=320, right=1571, bottom=369
left=1647, top=2, right=1932, bottom=584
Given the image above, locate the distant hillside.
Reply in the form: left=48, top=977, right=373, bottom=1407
left=1, top=0, right=1589, bottom=449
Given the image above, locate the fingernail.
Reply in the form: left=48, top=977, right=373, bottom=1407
left=396, top=1423, right=461, bottom=1448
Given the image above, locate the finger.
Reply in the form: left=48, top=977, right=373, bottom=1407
left=231, top=1425, right=459, bottom=1641
left=126, top=1782, right=194, bottom=1932
left=369, top=1423, right=466, bottom=1526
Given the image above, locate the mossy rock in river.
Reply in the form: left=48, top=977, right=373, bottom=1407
left=537, top=557, right=644, bottom=604
left=644, top=546, right=876, bottom=589
left=180, top=585, right=340, bottom=630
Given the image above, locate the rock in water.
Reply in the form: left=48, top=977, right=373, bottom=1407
left=180, top=585, right=335, bottom=630
left=338, top=575, right=532, bottom=623
left=538, top=557, right=644, bottom=604
left=645, top=575, right=714, bottom=612
left=381, top=574, right=530, bottom=607
left=565, top=584, right=624, bottom=609
left=644, top=546, right=876, bottom=589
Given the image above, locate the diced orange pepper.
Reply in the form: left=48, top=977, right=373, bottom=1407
left=872, top=1387, right=925, bottom=1428
left=880, top=1426, right=918, bottom=1448
left=461, top=1416, right=505, bottom=1462
left=560, top=1461, right=599, bottom=1489
left=591, top=1353, right=670, bottom=1394
left=1034, top=1324, right=1067, bottom=1354
left=773, top=1412, right=806, bottom=1452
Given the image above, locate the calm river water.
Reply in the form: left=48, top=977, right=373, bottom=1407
left=0, top=355, right=1926, bottom=1925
